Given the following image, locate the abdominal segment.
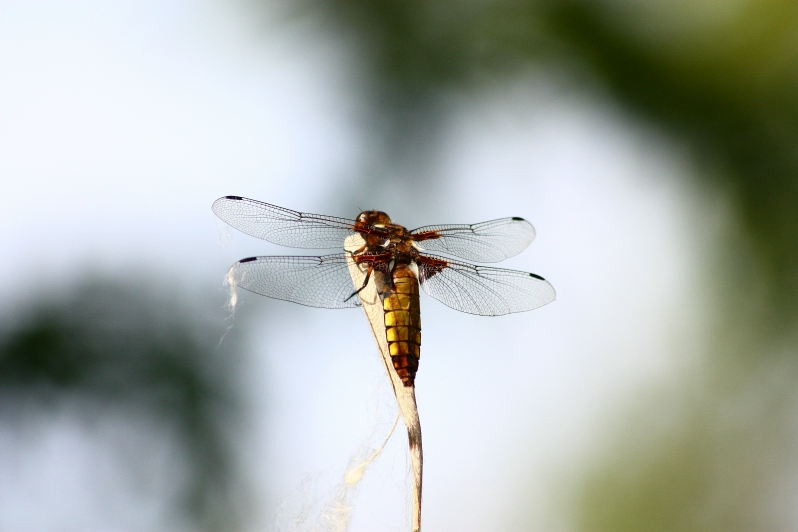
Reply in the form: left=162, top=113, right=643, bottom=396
left=382, top=265, right=421, bottom=387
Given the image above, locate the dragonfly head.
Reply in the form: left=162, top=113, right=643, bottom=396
left=356, top=210, right=392, bottom=227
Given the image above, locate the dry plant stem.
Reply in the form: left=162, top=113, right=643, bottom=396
left=345, top=235, right=423, bottom=532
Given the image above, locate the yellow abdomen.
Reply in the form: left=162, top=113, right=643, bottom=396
left=382, top=265, right=421, bottom=387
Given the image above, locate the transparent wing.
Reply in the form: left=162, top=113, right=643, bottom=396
left=227, top=254, right=361, bottom=309
left=411, top=217, right=536, bottom=263
left=212, top=196, right=357, bottom=249
left=417, top=254, right=555, bottom=316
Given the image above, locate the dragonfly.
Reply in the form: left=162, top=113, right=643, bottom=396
left=212, top=196, right=556, bottom=387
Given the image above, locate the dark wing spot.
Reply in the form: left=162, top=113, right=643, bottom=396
left=226, top=195, right=244, bottom=200
left=529, top=273, right=545, bottom=280
left=512, top=216, right=525, bottom=221
left=239, top=257, right=257, bottom=263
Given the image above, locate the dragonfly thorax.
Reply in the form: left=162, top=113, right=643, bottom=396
left=354, top=211, right=417, bottom=260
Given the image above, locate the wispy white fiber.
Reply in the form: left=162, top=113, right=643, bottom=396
left=215, top=267, right=239, bottom=349
left=344, top=412, right=400, bottom=487
left=215, top=218, right=234, bottom=249
left=225, top=266, right=239, bottom=311
left=273, top=411, right=400, bottom=532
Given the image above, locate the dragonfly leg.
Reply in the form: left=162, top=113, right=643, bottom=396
left=344, top=264, right=373, bottom=302
left=347, top=244, right=367, bottom=256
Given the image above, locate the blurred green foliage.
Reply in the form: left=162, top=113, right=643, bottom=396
left=545, top=1, right=798, bottom=326
left=0, top=281, right=246, bottom=531
left=286, top=0, right=798, bottom=530
left=299, top=0, right=798, bottom=318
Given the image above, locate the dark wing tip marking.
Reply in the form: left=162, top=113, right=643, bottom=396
left=239, top=256, right=257, bottom=263
left=529, top=273, right=545, bottom=280
left=511, top=216, right=525, bottom=221
left=225, top=195, right=244, bottom=200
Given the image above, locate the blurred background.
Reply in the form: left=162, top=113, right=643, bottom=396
left=2, top=0, right=797, bottom=530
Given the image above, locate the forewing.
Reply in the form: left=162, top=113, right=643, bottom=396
left=212, top=196, right=357, bottom=249
left=411, top=217, right=536, bottom=263
left=227, top=254, right=360, bottom=309
left=417, top=254, right=555, bottom=316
